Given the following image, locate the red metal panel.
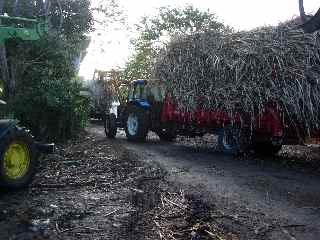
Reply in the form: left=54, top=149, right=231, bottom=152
left=160, top=96, right=284, bottom=138
left=255, top=106, right=284, bottom=137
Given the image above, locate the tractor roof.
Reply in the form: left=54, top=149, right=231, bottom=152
left=131, top=79, right=165, bottom=86
left=132, top=79, right=146, bottom=85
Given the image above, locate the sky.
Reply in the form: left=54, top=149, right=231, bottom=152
left=79, top=0, right=319, bottom=80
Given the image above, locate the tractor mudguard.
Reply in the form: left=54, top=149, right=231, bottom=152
left=136, top=100, right=151, bottom=109
left=0, top=119, right=19, bottom=140
left=130, top=100, right=151, bottom=109
left=0, top=119, right=55, bottom=154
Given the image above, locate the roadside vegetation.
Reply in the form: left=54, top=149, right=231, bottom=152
left=90, top=6, right=230, bottom=117
left=1, top=1, right=320, bottom=240
left=0, top=0, right=124, bottom=142
left=123, top=5, right=230, bottom=81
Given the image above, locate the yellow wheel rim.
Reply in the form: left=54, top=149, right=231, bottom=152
left=3, top=142, right=30, bottom=179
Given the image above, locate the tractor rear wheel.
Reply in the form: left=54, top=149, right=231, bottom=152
left=0, top=127, right=38, bottom=189
left=125, top=106, right=149, bottom=142
left=104, top=113, right=117, bottom=138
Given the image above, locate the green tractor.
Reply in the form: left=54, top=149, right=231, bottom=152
left=0, top=1, right=56, bottom=189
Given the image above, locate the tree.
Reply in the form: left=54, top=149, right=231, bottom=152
left=299, top=0, right=320, bottom=33
left=4, top=0, right=93, bottom=141
left=0, top=0, right=11, bottom=99
left=123, top=5, right=231, bottom=80
left=0, top=0, right=125, bottom=141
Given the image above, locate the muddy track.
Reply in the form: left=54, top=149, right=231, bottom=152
left=1, top=123, right=320, bottom=239
left=0, top=129, right=166, bottom=240
left=90, top=123, right=320, bottom=240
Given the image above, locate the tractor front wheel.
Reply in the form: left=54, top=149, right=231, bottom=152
left=125, top=106, right=149, bottom=142
left=0, top=127, right=38, bottom=189
left=104, top=113, right=117, bottom=138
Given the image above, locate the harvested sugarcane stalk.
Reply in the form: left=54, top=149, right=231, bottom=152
left=154, top=20, right=320, bottom=136
left=153, top=191, right=234, bottom=239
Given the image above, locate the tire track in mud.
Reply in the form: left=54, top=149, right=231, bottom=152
left=91, top=123, right=320, bottom=240
left=2, top=123, right=319, bottom=239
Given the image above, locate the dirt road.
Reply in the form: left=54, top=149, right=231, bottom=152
left=90, top=124, right=320, bottom=240
left=1, top=123, right=320, bottom=240
left=0, top=129, right=163, bottom=240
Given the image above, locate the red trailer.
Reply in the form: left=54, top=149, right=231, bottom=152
left=105, top=79, right=312, bottom=155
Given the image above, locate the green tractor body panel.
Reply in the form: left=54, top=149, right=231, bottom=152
left=0, top=15, right=48, bottom=44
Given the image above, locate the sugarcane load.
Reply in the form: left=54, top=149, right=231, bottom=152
left=154, top=20, right=320, bottom=132
left=101, top=1, right=320, bottom=155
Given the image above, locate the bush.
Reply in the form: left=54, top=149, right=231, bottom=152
left=12, top=77, right=89, bottom=142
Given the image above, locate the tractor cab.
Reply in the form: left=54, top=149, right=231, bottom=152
left=104, top=79, right=167, bottom=139
left=128, top=80, right=147, bottom=101
left=127, top=79, right=166, bottom=108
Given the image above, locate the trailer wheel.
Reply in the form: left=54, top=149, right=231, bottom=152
left=125, top=106, right=149, bottom=142
left=253, top=143, right=282, bottom=156
left=157, top=130, right=176, bottom=142
left=157, top=124, right=176, bottom=142
left=217, top=125, right=250, bottom=155
left=0, top=127, right=38, bottom=189
left=104, top=113, right=117, bottom=138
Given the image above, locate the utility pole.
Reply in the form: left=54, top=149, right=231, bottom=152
left=299, top=0, right=307, bottom=22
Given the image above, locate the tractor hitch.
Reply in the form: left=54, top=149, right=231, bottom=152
left=35, top=142, right=55, bottom=154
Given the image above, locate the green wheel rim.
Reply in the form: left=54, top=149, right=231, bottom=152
left=3, top=142, right=30, bottom=179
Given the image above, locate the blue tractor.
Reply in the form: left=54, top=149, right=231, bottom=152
left=104, top=79, right=176, bottom=141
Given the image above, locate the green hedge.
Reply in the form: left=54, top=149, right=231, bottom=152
left=12, top=77, right=89, bottom=142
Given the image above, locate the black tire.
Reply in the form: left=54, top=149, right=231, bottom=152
left=157, top=131, right=176, bottom=141
left=125, top=106, right=149, bottom=142
left=253, top=142, right=282, bottom=156
left=0, top=126, right=38, bottom=189
left=217, top=125, right=250, bottom=155
left=104, top=113, right=117, bottom=138
left=156, top=126, right=176, bottom=142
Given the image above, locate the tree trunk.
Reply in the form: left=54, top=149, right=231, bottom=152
left=9, top=59, right=16, bottom=98
left=13, top=0, right=20, bottom=16
left=26, top=0, right=33, bottom=17
left=44, top=0, right=51, bottom=16
left=0, top=47, right=11, bottom=99
left=0, top=0, right=13, bottom=100
left=36, top=0, right=44, bottom=15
